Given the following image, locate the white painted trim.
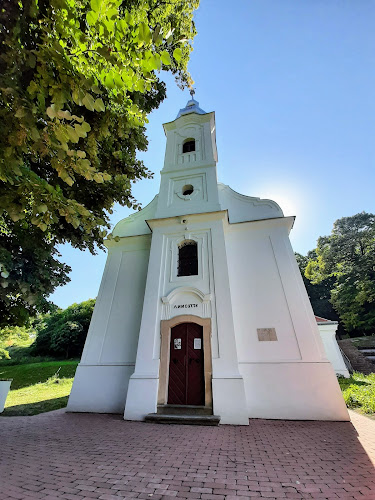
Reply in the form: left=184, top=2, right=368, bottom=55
left=162, top=286, right=211, bottom=304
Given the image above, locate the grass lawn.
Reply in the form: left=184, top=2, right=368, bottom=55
left=339, top=372, right=375, bottom=415
left=0, top=360, right=78, bottom=389
left=0, top=360, right=78, bottom=417
left=1, top=351, right=374, bottom=418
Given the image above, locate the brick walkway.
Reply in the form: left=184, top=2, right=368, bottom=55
left=1, top=410, right=375, bottom=500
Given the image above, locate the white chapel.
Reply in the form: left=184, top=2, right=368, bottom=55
left=67, top=98, right=349, bottom=425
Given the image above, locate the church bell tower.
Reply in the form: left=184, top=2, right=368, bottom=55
left=155, top=97, right=221, bottom=219
left=123, top=96, right=249, bottom=425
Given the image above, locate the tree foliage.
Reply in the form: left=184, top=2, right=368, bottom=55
left=306, top=212, right=375, bottom=332
left=0, top=224, right=70, bottom=327
left=0, top=0, right=199, bottom=323
left=31, top=298, right=95, bottom=358
left=0, top=324, right=30, bottom=359
left=295, top=251, right=339, bottom=322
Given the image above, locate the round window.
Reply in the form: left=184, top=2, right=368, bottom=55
left=182, top=184, right=194, bottom=196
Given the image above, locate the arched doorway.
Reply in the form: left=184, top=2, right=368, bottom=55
left=158, top=315, right=212, bottom=409
left=168, top=322, right=204, bottom=405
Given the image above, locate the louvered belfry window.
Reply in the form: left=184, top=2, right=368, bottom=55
left=178, top=241, right=198, bottom=277
left=183, top=139, right=195, bottom=153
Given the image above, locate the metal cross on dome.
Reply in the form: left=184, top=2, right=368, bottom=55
left=189, top=88, right=195, bottom=99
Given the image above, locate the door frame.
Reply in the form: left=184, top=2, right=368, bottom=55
left=158, top=315, right=212, bottom=408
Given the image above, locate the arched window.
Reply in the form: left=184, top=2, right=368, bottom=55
left=178, top=240, right=198, bottom=277
left=183, top=139, right=195, bottom=153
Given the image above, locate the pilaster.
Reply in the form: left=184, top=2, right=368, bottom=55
left=123, top=230, right=164, bottom=420
left=210, top=216, right=249, bottom=424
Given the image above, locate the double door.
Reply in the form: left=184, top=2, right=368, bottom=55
left=168, top=322, right=205, bottom=406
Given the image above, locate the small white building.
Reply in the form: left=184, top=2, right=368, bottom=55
left=315, top=316, right=350, bottom=378
left=67, top=98, right=349, bottom=424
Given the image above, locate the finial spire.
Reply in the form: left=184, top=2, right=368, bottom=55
left=176, top=91, right=205, bottom=118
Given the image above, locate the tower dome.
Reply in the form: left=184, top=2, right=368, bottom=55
left=176, top=97, right=206, bottom=118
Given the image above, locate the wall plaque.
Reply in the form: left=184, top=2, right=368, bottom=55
left=257, top=328, right=277, bottom=341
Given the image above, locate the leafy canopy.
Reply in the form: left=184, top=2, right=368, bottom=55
left=0, top=0, right=199, bottom=324
left=295, top=251, right=339, bottom=323
left=306, top=212, right=375, bottom=332
left=0, top=324, right=30, bottom=359
left=31, top=298, right=95, bottom=358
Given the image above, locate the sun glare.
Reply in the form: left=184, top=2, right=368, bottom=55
left=242, top=180, right=308, bottom=219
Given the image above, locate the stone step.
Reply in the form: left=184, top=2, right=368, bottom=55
left=157, top=404, right=212, bottom=416
left=145, top=413, right=221, bottom=426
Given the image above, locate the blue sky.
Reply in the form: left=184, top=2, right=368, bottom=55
left=50, top=0, right=375, bottom=308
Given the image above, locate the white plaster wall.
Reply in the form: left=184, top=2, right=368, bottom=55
left=225, top=218, right=349, bottom=420
left=239, top=362, right=349, bottom=420
left=226, top=221, right=303, bottom=362
left=67, top=235, right=150, bottom=413
left=67, top=365, right=135, bottom=413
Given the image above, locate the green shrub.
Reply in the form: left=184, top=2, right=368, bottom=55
left=339, top=372, right=375, bottom=414
left=0, top=325, right=32, bottom=360
left=31, top=299, right=95, bottom=358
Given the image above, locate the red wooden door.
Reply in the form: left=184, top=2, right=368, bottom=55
left=168, top=323, right=205, bottom=406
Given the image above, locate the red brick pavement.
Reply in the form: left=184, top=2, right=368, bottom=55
left=0, top=409, right=374, bottom=500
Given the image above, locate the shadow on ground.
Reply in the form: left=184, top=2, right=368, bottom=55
left=1, top=396, right=69, bottom=417
left=339, top=378, right=370, bottom=388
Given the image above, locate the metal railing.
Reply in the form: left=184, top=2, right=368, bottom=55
left=339, top=345, right=354, bottom=374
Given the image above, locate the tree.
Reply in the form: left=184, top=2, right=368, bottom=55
left=0, top=0, right=199, bottom=324
left=0, top=325, right=30, bottom=359
left=31, top=299, right=95, bottom=358
left=306, top=212, right=375, bottom=333
left=0, top=223, right=70, bottom=327
left=295, top=251, right=339, bottom=323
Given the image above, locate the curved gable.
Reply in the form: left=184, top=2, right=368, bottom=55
left=218, top=184, right=283, bottom=223
left=112, top=195, right=158, bottom=237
